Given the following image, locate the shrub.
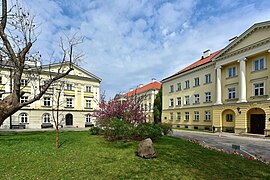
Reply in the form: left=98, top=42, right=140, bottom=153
left=104, top=118, right=133, bottom=141
left=158, top=123, right=172, bottom=135
left=89, top=127, right=104, bottom=135
left=132, top=123, right=162, bottom=141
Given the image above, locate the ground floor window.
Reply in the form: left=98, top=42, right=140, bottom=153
left=205, top=111, right=211, bottom=121
left=226, top=114, right=233, bottom=122
left=170, top=112, right=173, bottom=121
left=194, top=111, right=199, bottom=121
left=20, top=113, right=28, bottom=123
left=185, top=112, right=189, bottom=121
left=42, top=113, right=51, bottom=123
left=86, top=114, right=91, bottom=122
left=177, top=112, right=181, bottom=121
left=254, top=82, right=264, bottom=96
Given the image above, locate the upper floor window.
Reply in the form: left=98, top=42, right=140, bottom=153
left=185, top=112, right=189, bottom=121
left=205, top=92, right=211, bottom=102
left=86, top=100, right=91, bottom=108
left=226, top=114, right=233, bottom=122
left=205, top=111, right=211, bottom=121
left=149, top=103, right=152, bottom=111
left=185, top=80, right=190, bottom=89
left=194, top=77, right=200, bottom=87
left=44, top=97, right=51, bottom=106
left=177, top=112, right=181, bottom=121
left=176, top=97, right=181, bottom=106
left=21, top=79, right=28, bottom=86
left=170, top=85, right=174, bottom=93
left=86, top=86, right=91, bottom=92
left=86, top=114, right=91, bottom=123
left=20, top=113, right=28, bottom=123
left=144, top=104, right=148, bottom=111
left=205, top=74, right=211, bottom=84
left=177, top=83, right=181, bottom=91
left=20, top=96, right=28, bottom=103
left=228, top=66, right=237, bottom=78
left=66, top=84, right=72, bottom=90
left=42, top=113, right=51, bottom=123
left=169, top=99, right=174, bottom=107
left=194, top=111, right=199, bottom=121
left=170, top=112, right=173, bottom=121
left=66, top=98, right=73, bottom=107
left=185, top=96, right=190, bottom=105
left=194, top=94, right=200, bottom=104
left=254, top=58, right=265, bottom=71
left=0, top=76, right=2, bottom=84
left=254, top=82, right=264, bottom=96
left=228, top=87, right=236, bottom=99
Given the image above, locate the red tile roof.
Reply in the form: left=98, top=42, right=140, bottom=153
left=163, top=50, right=221, bottom=81
left=125, top=81, right=161, bottom=97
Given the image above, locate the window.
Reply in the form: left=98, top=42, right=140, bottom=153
left=226, top=114, right=233, bottom=122
left=194, top=94, right=200, bottom=104
left=194, top=77, right=200, bottom=86
left=176, top=97, right=181, bottom=106
left=185, top=80, right=190, bottom=89
left=185, top=112, right=189, bottom=121
left=149, top=103, right=152, bottom=111
left=144, top=104, right=148, bottom=111
left=228, top=66, right=237, bottom=78
left=141, top=104, right=144, bottom=111
left=0, top=93, right=2, bottom=100
left=86, top=86, right=91, bottom=92
left=185, top=96, right=190, bottom=105
left=170, top=112, right=173, bottom=121
left=254, top=58, right=265, bottom=71
left=20, top=96, right=28, bottom=103
left=177, top=83, right=181, bottom=91
left=86, top=114, right=91, bottom=123
left=228, top=87, right=236, bottom=99
left=21, top=79, right=28, bottom=86
left=170, top=85, right=174, bottom=93
left=86, top=100, right=91, bottom=108
left=194, top=111, right=199, bottom=121
left=205, top=111, right=211, bottom=121
left=66, top=84, right=72, bottom=90
left=169, top=99, right=174, bottom=107
left=205, top=92, right=211, bottom=102
left=20, top=113, right=28, bottom=123
left=44, top=97, right=51, bottom=106
left=66, top=98, right=73, bottom=107
left=254, top=82, right=264, bottom=96
left=43, top=113, right=50, bottom=123
left=205, top=74, right=211, bottom=84
left=177, top=112, right=181, bottom=121
left=0, top=76, right=2, bottom=84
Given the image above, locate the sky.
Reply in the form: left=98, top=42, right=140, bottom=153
left=19, top=0, right=270, bottom=99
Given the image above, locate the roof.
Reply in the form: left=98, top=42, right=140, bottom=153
left=125, top=81, right=161, bottom=97
left=162, top=50, right=221, bottom=82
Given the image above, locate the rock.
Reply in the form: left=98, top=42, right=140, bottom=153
left=137, top=138, right=157, bottom=158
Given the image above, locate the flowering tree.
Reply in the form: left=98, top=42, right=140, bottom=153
left=93, top=92, right=146, bottom=126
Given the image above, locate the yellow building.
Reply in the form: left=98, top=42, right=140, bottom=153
left=162, top=21, right=270, bottom=136
left=0, top=62, right=101, bottom=129
left=125, top=79, right=161, bottom=123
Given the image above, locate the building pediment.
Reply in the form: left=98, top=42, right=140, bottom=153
left=214, top=21, right=270, bottom=61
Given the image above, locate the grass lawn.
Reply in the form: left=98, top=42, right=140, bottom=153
left=0, top=131, right=269, bottom=179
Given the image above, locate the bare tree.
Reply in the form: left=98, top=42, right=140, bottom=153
left=0, top=0, right=83, bottom=125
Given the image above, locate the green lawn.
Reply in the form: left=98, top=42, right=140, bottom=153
left=0, top=131, right=269, bottom=179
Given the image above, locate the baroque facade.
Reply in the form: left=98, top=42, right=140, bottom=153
left=162, top=21, right=270, bottom=135
left=0, top=62, right=101, bottom=129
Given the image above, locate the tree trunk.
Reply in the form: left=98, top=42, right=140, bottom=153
left=56, top=127, right=59, bottom=150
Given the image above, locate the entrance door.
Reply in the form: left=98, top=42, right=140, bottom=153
left=250, top=114, right=265, bottom=134
left=66, top=114, right=73, bottom=126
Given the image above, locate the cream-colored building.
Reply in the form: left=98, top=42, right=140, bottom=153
left=0, top=62, right=101, bottom=129
left=125, top=79, right=161, bottom=122
left=162, top=21, right=270, bottom=136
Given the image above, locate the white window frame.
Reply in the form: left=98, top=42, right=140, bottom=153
left=194, top=111, right=199, bottom=121
left=86, top=99, right=92, bottom=108
left=66, top=98, right=73, bottom=107
left=205, top=111, right=211, bottom=121
left=194, top=94, right=200, bottom=104
left=177, top=83, right=181, bottom=91
left=205, top=74, right=211, bottom=84
left=176, top=97, right=181, bottom=106
left=86, top=114, right=91, bottom=122
left=185, top=112, right=189, bottom=121
left=86, top=86, right=92, bottom=92
left=253, top=57, right=265, bottom=71
left=20, top=113, right=28, bottom=123
left=66, top=84, right=73, bottom=90
left=228, top=87, right=236, bottom=99
left=177, top=112, right=181, bottom=121
left=43, top=97, right=51, bottom=106
left=169, top=99, right=174, bottom=107
left=185, top=96, right=190, bottom=105
left=185, top=80, right=190, bottom=89
left=149, top=103, right=152, bottom=111
left=20, top=96, right=28, bottom=103
left=42, top=113, right=51, bottom=123
left=194, top=77, right=200, bottom=86
left=170, top=85, right=174, bottom=93
left=228, top=66, right=237, bottom=78
left=253, top=82, right=265, bottom=96
left=21, top=79, right=28, bottom=86
left=205, top=92, right=211, bottom=102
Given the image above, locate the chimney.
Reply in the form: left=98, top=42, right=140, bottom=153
left=203, top=49, right=210, bottom=58
left=151, top=78, right=156, bottom=83
left=229, top=36, right=238, bottom=42
left=139, top=84, right=143, bottom=88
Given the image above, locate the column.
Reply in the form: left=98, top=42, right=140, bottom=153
left=215, top=66, right=222, bottom=105
left=237, top=58, right=247, bottom=103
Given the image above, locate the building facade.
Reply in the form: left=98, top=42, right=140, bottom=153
left=162, top=21, right=270, bottom=136
left=0, top=63, right=101, bottom=129
left=125, top=79, right=161, bottom=123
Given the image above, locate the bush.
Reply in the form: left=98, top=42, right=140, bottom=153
left=132, top=123, right=162, bottom=141
left=89, top=126, right=104, bottom=135
left=158, top=123, right=172, bottom=135
left=104, top=118, right=133, bottom=141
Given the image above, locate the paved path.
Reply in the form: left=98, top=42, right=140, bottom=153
left=172, top=129, right=270, bottom=161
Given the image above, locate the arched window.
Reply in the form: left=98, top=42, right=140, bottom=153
left=42, top=113, right=51, bottom=123
left=86, top=114, right=91, bottom=123
left=20, top=113, right=28, bottom=123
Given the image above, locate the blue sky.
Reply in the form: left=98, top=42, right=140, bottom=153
left=21, top=0, right=270, bottom=98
